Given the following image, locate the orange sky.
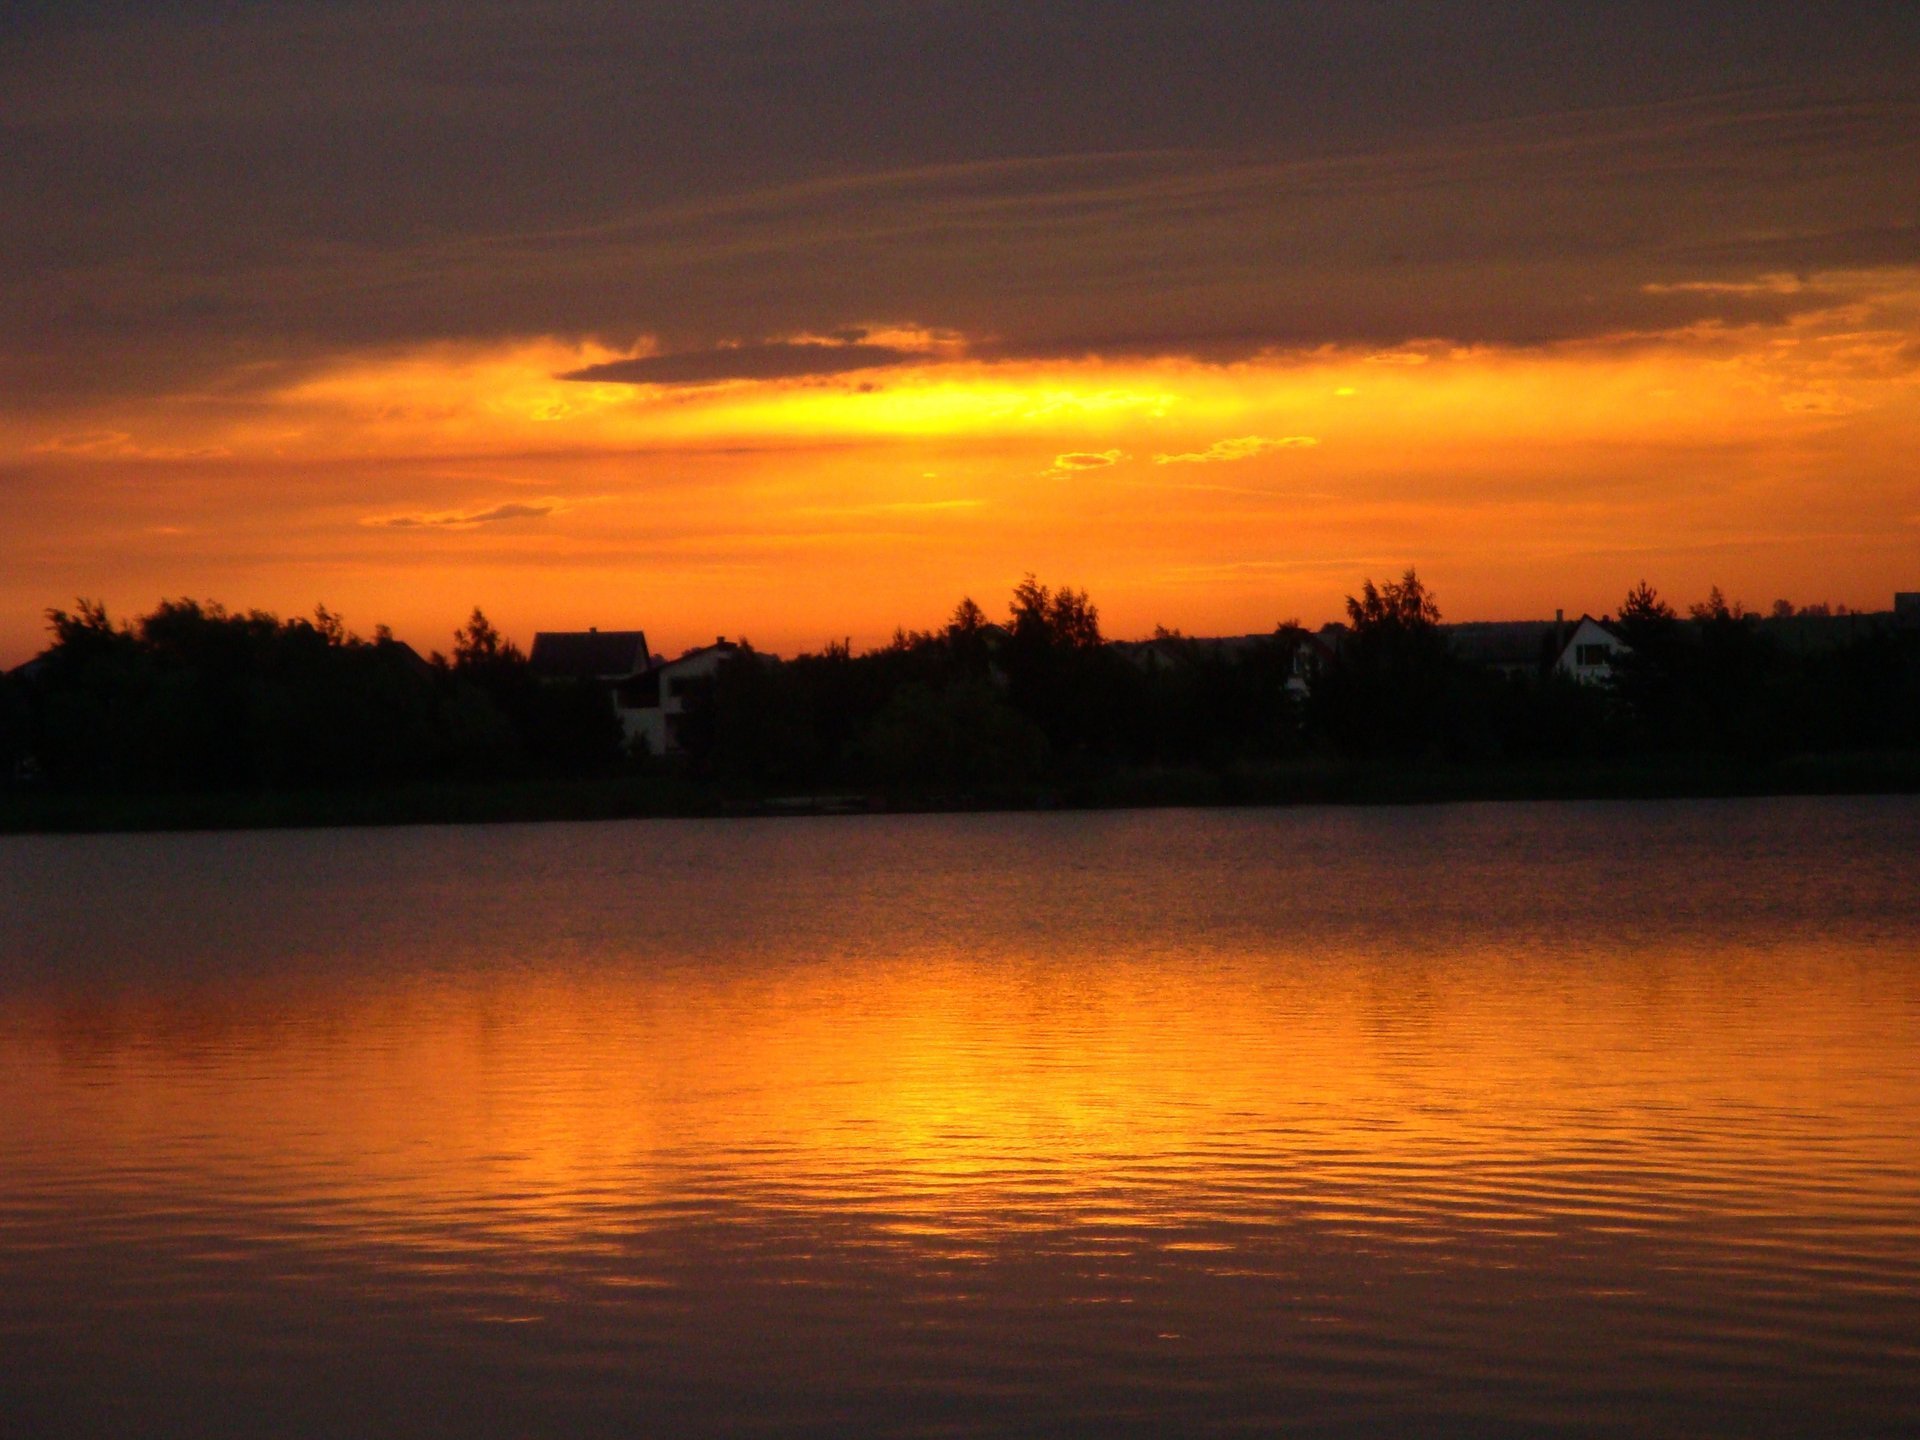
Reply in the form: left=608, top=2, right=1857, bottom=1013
left=4, top=7, right=1918, bottom=665
left=6, top=271, right=1916, bottom=664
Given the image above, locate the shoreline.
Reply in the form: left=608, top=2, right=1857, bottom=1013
left=4, top=751, right=1918, bottom=834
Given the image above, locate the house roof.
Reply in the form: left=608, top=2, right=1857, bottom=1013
left=1554, top=615, right=1627, bottom=663
left=657, top=638, right=743, bottom=671
left=373, top=638, right=437, bottom=677
left=1443, top=620, right=1559, bottom=667
left=1567, top=614, right=1622, bottom=641
left=528, top=629, right=651, bottom=679
left=1755, top=610, right=1897, bottom=651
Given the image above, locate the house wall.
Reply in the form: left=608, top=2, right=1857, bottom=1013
left=617, top=646, right=737, bottom=755
left=1555, top=618, right=1627, bottom=685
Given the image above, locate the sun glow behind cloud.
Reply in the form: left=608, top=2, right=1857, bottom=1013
left=3, top=269, right=1918, bottom=661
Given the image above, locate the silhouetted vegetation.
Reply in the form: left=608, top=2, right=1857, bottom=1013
left=12, top=599, right=620, bottom=795
left=1306, top=570, right=1453, bottom=757
left=674, top=578, right=1305, bottom=798
left=4, top=572, right=1917, bottom=829
left=598, top=569, right=1919, bottom=796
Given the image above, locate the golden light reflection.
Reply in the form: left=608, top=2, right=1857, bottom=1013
left=5, top=935, right=1916, bottom=1250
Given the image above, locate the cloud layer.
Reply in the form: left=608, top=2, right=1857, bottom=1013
left=562, top=341, right=915, bottom=386
left=3, top=4, right=1917, bottom=414
left=1049, top=450, right=1127, bottom=473
left=2, top=4, right=1917, bottom=664
left=374, top=502, right=557, bottom=529
left=1154, top=436, right=1318, bottom=465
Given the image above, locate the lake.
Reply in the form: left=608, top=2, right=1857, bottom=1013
left=3, top=798, right=1918, bottom=1437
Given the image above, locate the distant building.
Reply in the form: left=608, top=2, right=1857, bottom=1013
left=1757, top=608, right=1901, bottom=652
left=1113, top=631, right=1281, bottom=671
left=1287, top=624, right=1347, bottom=696
left=528, top=628, right=652, bottom=682
left=373, top=637, right=436, bottom=679
left=1109, top=627, right=1331, bottom=700
left=616, top=639, right=745, bottom=755
left=1554, top=616, right=1628, bottom=685
left=1444, top=620, right=1559, bottom=678
left=1897, top=593, right=1919, bottom=629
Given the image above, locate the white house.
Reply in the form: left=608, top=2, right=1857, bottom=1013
left=1554, top=616, right=1628, bottom=684
left=616, top=639, right=744, bottom=755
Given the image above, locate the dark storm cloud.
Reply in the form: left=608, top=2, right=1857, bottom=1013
left=562, top=341, right=915, bottom=385
left=2, top=1, right=1917, bottom=408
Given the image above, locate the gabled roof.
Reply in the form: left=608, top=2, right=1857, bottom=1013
left=528, top=629, right=651, bottom=680
left=373, top=638, right=437, bottom=677
left=1554, top=615, right=1628, bottom=666
left=1566, top=615, right=1623, bottom=643
left=657, top=638, right=743, bottom=672
left=1443, top=620, right=1559, bottom=667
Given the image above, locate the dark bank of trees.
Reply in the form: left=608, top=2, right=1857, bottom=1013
left=5, top=599, right=621, bottom=792
left=1304, top=571, right=1919, bottom=765
left=671, top=570, right=1919, bottom=791
left=679, top=576, right=1310, bottom=796
left=1603, top=583, right=1920, bottom=759
left=4, top=572, right=1917, bottom=810
left=661, top=570, right=1919, bottom=793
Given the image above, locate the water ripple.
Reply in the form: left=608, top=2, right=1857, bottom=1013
left=3, top=799, right=1919, bottom=1436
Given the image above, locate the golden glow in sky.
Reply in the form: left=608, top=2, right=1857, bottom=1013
left=4, top=270, right=1917, bottom=663
left=5, top=6, right=1918, bottom=664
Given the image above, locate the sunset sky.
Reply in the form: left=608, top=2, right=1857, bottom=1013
left=4, top=2, right=1917, bottom=664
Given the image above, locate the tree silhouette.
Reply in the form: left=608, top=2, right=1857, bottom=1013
left=1008, top=574, right=1102, bottom=650
left=1346, top=569, right=1442, bottom=634
left=452, top=607, right=521, bottom=671
left=1615, top=580, right=1676, bottom=640
left=1310, top=569, right=1456, bottom=758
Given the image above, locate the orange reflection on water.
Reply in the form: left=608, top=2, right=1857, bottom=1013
left=7, top=932, right=1917, bottom=1253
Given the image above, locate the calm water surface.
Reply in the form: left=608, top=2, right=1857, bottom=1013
left=3, top=798, right=1918, bottom=1437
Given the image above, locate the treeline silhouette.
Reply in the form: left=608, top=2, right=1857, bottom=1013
left=687, top=573, right=1919, bottom=793
left=1, top=600, right=622, bottom=791
left=2, top=574, right=1916, bottom=803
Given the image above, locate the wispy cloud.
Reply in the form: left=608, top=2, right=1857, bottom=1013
left=31, top=431, right=230, bottom=461
left=368, top=502, right=558, bottom=529
left=797, top=498, right=983, bottom=518
left=1641, top=275, right=1811, bottom=296
left=1152, top=435, right=1317, bottom=465
left=1048, top=449, right=1127, bottom=473
left=562, top=340, right=917, bottom=386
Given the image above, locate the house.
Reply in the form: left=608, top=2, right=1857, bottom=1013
left=1443, top=620, right=1560, bottom=678
left=1285, top=624, right=1346, bottom=696
left=527, top=628, right=652, bottom=682
left=1112, top=631, right=1276, bottom=671
left=616, top=638, right=745, bottom=755
left=1554, top=615, right=1628, bottom=684
left=1110, top=627, right=1333, bottom=699
left=1897, top=593, right=1919, bottom=630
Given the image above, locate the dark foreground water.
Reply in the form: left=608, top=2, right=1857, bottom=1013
left=2, top=798, right=1918, bottom=1437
